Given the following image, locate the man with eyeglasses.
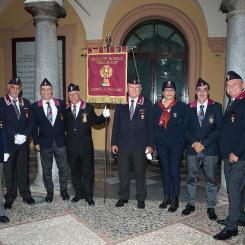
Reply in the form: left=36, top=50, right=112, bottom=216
left=182, top=78, right=222, bottom=220
left=111, top=78, right=153, bottom=209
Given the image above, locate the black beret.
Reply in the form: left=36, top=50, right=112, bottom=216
left=128, top=78, right=141, bottom=85
left=196, top=78, right=210, bottom=90
left=226, top=71, right=243, bottom=81
left=162, top=81, right=176, bottom=91
left=40, top=78, right=52, bottom=87
left=8, top=77, right=22, bottom=86
left=68, top=83, right=80, bottom=92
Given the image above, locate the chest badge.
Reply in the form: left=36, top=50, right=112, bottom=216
left=139, top=109, right=145, bottom=120
left=173, top=112, right=177, bottom=118
left=82, top=113, right=87, bottom=123
left=208, top=115, right=214, bottom=124
left=230, top=112, right=236, bottom=123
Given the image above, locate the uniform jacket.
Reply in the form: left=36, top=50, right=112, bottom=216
left=111, top=95, right=153, bottom=150
left=153, top=101, right=186, bottom=147
left=0, top=107, right=8, bottom=162
left=0, top=95, right=33, bottom=152
left=185, top=99, right=223, bottom=156
left=32, top=98, right=66, bottom=149
left=219, top=92, right=245, bottom=160
left=65, top=101, right=105, bottom=155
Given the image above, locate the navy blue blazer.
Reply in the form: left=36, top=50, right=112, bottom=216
left=0, top=95, right=34, bottom=152
left=32, top=98, right=66, bottom=149
left=65, top=101, right=105, bottom=155
left=153, top=101, right=186, bottom=147
left=111, top=95, right=153, bottom=150
left=0, top=107, right=8, bottom=162
left=219, top=93, right=245, bottom=160
left=185, top=99, right=223, bottom=156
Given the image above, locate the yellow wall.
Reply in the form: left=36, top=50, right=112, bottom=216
left=104, top=0, right=226, bottom=104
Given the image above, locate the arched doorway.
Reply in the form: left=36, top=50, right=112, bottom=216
left=123, top=19, right=188, bottom=103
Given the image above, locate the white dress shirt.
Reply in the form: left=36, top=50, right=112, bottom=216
left=42, top=98, right=57, bottom=126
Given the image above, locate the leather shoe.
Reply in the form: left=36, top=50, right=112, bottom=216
left=71, top=196, right=82, bottom=203
left=4, top=202, right=12, bottom=209
left=159, top=197, right=171, bottom=209
left=45, top=193, right=53, bottom=202
left=207, top=208, right=217, bottom=221
left=213, top=228, right=238, bottom=240
left=168, top=198, right=179, bottom=212
left=61, top=191, right=70, bottom=201
left=138, top=201, right=145, bottom=209
left=0, top=215, right=10, bottom=223
left=217, top=219, right=245, bottom=227
left=23, top=197, right=35, bottom=205
left=85, top=198, right=95, bottom=206
left=115, top=199, right=128, bottom=207
left=182, top=204, right=195, bottom=215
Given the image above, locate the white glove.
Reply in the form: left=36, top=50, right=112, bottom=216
left=103, top=107, right=110, bottom=118
left=14, top=134, right=27, bottom=145
left=145, top=149, right=152, bottom=160
left=4, top=153, right=10, bottom=162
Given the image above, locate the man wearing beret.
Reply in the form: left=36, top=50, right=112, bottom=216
left=65, top=83, right=110, bottom=205
left=32, top=78, right=69, bottom=202
left=214, top=71, right=245, bottom=240
left=0, top=107, right=10, bottom=223
left=0, top=77, right=35, bottom=209
left=182, top=78, right=222, bottom=220
left=111, top=78, right=153, bottom=209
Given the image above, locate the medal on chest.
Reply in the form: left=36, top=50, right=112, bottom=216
left=82, top=113, right=87, bottom=123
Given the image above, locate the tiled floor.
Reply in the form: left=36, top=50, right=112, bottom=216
left=0, top=159, right=244, bottom=245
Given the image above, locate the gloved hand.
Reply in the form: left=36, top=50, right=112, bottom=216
left=4, top=153, right=10, bottom=162
left=103, top=106, right=110, bottom=118
left=145, top=149, right=153, bottom=160
left=14, top=134, right=27, bottom=145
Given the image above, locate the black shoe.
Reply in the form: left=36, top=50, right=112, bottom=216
left=23, top=197, right=35, bottom=205
left=0, top=215, right=10, bottom=223
left=71, top=196, right=82, bottom=203
left=217, top=219, right=226, bottom=225
left=159, top=197, right=171, bottom=209
left=115, top=199, right=128, bottom=207
left=207, top=208, right=217, bottom=221
left=85, top=198, right=95, bottom=206
left=45, top=193, right=53, bottom=202
left=238, top=221, right=245, bottom=226
left=213, top=228, right=238, bottom=240
left=137, top=201, right=145, bottom=209
left=168, top=198, right=179, bottom=213
left=61, top=191, right=70, bottom=201
left=4, top=202, right=12, bottom=209
left=182, top=204, right=195, bottom=215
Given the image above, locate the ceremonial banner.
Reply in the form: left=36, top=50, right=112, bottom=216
left=87, top=47, right=127, bottom=104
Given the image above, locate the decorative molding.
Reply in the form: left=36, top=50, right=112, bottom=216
left=111, top=3, right=202, bottom=101
left=208, top=37, right=226, bottom=53
left=85, top=39, right=103, bottom=48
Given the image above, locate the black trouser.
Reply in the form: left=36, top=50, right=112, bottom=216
left=40, top=142, right=68, bottom=194
left=118, top=148, right=147, bottom=201
left=4, top=144, right=31, bottom=203
left=68, top=148, right=94, bottom=199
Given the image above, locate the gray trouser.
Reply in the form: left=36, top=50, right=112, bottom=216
left=0, top=163, right=5, bottom=216
left=186, top=154, right=218, bottom=207
left=40, top=142, right=69, bottom=194
left=224, top=159, right=245, bottom=230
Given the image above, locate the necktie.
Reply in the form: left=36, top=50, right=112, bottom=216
left=72, top=105, right=77, bottom=118
left=46, top=102, right=52, bottom=124
left=225, top=98, right=233, bottom=113
left=129, top=99, right=135, bottom=120
left=198, top=105, right=205, bottom=126
left=12, top=99, right=21, bottom=120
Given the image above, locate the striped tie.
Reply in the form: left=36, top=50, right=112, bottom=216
left=73, top=105, right=77, bottom=118
left=198, top=105, right=205, bottom=126
left=46, top=102, right=52, bottom=124
left=12, top=99, right=21, bottom=120
left=129, top=100, right=135, bottom=120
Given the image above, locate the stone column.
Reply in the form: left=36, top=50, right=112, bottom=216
left=25, top=1, right=66, bottom=193
left=219, top=0, right=245, bottom=199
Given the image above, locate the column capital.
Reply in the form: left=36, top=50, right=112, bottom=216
left=220, top=0, right=245, bottom=13
left=25, top=1, right=66, bottom=24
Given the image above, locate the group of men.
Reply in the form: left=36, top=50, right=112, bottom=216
left=0, top=70, right=244, bottom=241
left=0, top=78, right=109, bottom=223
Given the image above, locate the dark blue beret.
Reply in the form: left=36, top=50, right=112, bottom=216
left=128, top=78, right=141, bottom=85
left=226, top=71, right=243, bottom=81
left=8, top=77, right=22, bottom=86
left=40, top=78, right=52, bottom=87
left=162, top=81, right=176, bottom=91
left=196, top=78, right=210, bottom=90
left=68, top=83, right=80, bottom=92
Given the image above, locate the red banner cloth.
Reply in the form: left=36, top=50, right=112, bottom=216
left=87, top=49, right=127, bottom=104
